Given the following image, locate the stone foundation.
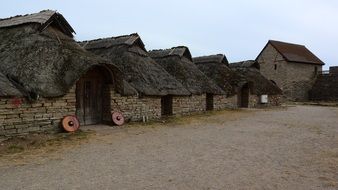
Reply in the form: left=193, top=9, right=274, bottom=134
left=173, top=94, right=206, bottom=116
left=249, top=94, right=282, bottom=108
left=1, top=84, right=282, bottom=137
left=107, top=86, right=161, bottom=122
left=213, top=95, right=238, bottom=110
left=0, top=87, right=76, bottom=136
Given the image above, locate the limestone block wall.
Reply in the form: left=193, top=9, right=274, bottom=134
left=0, top=87, right=76, bottom=136
left=268, top=95, right=282, bottom=106
left=285, top=63, right=321, bottom=101
left=213, top=95, right=238, bottom=110
left=248, top=95, right=259, bottom=108
left=107, top=86, right=161, bottom=122
left=309, top=73, right=338, bottom=101
left=249, top=94, right=282, bottom=108
left=257, top=44, right=287, bottom=89
left=173, top=94, right=206, bottom=116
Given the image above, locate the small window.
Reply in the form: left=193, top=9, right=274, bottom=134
left=314, top=66, right=318, bottom=74
left=274, top=64, right=277, bottom=70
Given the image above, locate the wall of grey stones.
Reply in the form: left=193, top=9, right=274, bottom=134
left=173, top=94, right=206, bottom=116
left=213, top=95, right=238, bottom=110
left=0, top=87, right=76, bottom=136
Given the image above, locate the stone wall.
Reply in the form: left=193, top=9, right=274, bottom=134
left=309, top=74, right=338, bottom=101
left=173, top=94, right=206, bottom=116
left=257, top=43, right=322, bottom=101
left=0, top=87, right=76, bottom=136
left=268, top=95, right=282, bottom=106
left=248, top=94, right=281, bottom=108
left=285, top=63, right=321, bottom=101
left=257, top=44, right=287, bottom=89
left=213, top=95, right=238, bottom=110
left=248, top=95, right=259, bottom=108
left=107, top=85, right=161, bottom=122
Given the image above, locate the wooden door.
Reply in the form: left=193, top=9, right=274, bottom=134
left=240, top=83, right=249, bottom=108
left=76, top=69, right=104, bottom=125
left=206, top=93, right=214, bottom=111
left=161, top=95, right=173, bottom=116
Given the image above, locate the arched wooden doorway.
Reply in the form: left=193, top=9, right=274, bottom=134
left=76, top=66, right=112, bottom=125
left=239, top=83, right=249, bottom=108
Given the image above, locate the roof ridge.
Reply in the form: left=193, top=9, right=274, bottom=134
left=80, top=33, right=140, bottom=43
left=193, top=54, right=224, bottom=59
left=0, top=10, right=56, bottom=22
left=267, top=40, right=324, bottom=65
left=269, top=40, right=306, bottom=47
left=149, top=46, right=188, bottom=52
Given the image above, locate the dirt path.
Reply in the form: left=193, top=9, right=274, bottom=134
left=0, top=106, right=337, bottom=190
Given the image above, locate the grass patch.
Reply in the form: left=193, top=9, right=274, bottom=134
left=125, top=109, right=249, bottom=128
left=0, top=130, right=94, bottom=157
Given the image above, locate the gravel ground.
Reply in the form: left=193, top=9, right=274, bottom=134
left=0, top=105, right=337, bottom=190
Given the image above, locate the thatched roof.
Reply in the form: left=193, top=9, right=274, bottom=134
left=0, top=10, right=75, bottom=37
left=79, top=34, right=190, bottom=96
left=229, top=60, right=282, bottom=95
left=148, top=46, right=193, bottom=61
left=230, top=60, right=260, bottom=70
left=149, top=47, right=226, bottom=95
left=0, top=72, right=22, bottom=97
left=194, top=54, right=229, bottom=65
left=193, top=54, right=243, bottom=96
left=257, top=40, right=324, bottom=65
left=0, top=11, right=137, bottom=98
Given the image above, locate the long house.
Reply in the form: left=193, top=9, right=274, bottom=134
left=149, top=47, right=228, bottom=113
left=0, top=10, right=284, bottom=136
left=0, top=10, right=139, bottom=135
left=194, top=55, right=282, bottom=108
left=79, top=34, right=190, bottom=121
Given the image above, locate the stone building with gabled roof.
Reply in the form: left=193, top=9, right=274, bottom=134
left=256, top=40, right=325, bottom=101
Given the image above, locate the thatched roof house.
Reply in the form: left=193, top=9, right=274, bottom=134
left=148, top=47, right=225, bottom=95
left=79, top=34, right=189, bottom=96
left=229, top=60, right=282, bottom=95
left=193, top=54, right=242, bottom=96
left=0, top=10, right=136, bottom=99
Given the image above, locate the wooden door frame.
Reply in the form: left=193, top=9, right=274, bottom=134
left=239, top=83, right=250, bottom=108
left=76, top=66, right=113, bottom=125
left=161, top=95, right=173, bottom=116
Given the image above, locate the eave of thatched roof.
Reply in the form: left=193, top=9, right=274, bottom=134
left=0, top=72, right=22, bottom=97
left=0, top=23, right=137, bottom=99
left=193, top=54, right=229, bottom=66
left=229, top=60, right=282, bottom=95
left=148, top=46, right=193, bottom=61
left=230, top=60, right=260, bottom=70
left=0, top=10, right=75, bottom=37
left=80, top=33, right=146, bottom=52
left=193, top=54, right=243, bottom=96
left=149, top=48, right=226, bottom=95
left=79, top=34, right=190, bottom=96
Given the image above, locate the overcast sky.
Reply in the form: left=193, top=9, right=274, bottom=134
left=1, top=0, right=337, bottom=69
